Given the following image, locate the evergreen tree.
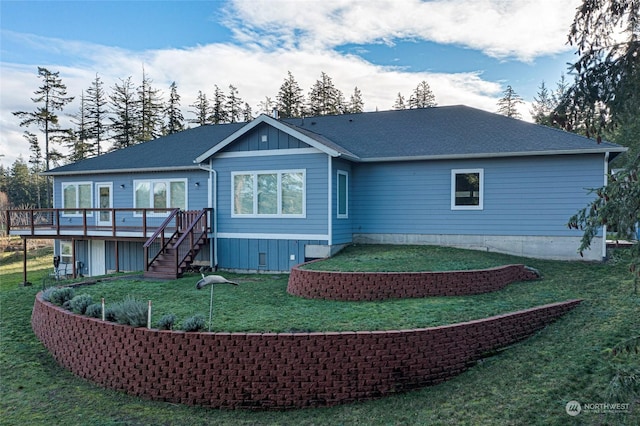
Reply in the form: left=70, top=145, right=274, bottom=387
left=307, top=72, right=343, bottom=116
left=393, top=92, right=406, bottom=110
left=408, top=81, right=437, bottom=108
left=85, top=73, right=109, bottom=156
left=530, top=81, right=555, bottom=126
left=209, top=85, right=228, bottom=124
left=276, top=71, right=305, bottom=118
left=68, top=91, right=94, bottom=161
left=137, top=69, right=164, bottom=142
left=5, top=158, right=33, bottom=207
left=225, top=85, right=243, bottom=123
left=189, top=90, right=211, bottom=126
left=12, top=67, right=74, bottom=172
left=24, top=132, right=43, bottom=208
left=348, top=87, right=364, bottom=113
left=110, top=77, right=139, bottom=150
left=242, top=102, right=253, bottom=122
left=165, top=81, right=184, bottom=134
left=496, top=85, right=524, bottom=119
left=258, top=96, right=274, bottom=115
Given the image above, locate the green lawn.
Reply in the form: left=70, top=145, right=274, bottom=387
left=1, top=243, right=638, bottom=425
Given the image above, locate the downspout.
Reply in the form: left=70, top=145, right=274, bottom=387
left=602, top=152, right=610, bottom=260
left=198, top=161, right=218, bottom=269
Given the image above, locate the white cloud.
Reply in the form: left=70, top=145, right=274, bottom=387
left=227, top=0, right=581, bottom=61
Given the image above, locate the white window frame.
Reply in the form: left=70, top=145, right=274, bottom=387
left=61, top=182, right=93, bottom=217
left=337, top=170, right=348, bottom=219
left=451, top=168, right=484, bottom=210
left=231, top=169, right=306, bottom=218
left=60, top=240, right=73, bottom=264
left=133, top=178, right=187, bottom=217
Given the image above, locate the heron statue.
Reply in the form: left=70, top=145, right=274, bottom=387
left=195, top=274, right=238, bottom=331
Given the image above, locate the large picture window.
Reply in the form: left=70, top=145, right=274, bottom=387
left=232, top=170, right=305, bottom=217
left=134, top=179, right=186, bottom=215
left=337, top=170, right=348, bottom=218
left=451, top=169, right=484, bottom=210
left=62, top=182, right=92, bottom=216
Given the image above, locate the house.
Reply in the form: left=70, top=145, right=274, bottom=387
left=8, top=105, right=626, bottom=279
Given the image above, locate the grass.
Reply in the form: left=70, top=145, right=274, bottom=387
left=1, top=241, right=639, bottom=425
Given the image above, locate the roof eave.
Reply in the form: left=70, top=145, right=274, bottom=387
left=41, top=165, right=202, bottom=177
left=358, top=147, right=628, bottom=163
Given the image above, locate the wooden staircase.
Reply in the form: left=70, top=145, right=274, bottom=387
left=143, top=209, right=210, bottom=279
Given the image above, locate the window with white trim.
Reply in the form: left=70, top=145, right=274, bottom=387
left=232, top=170, right=305, bottom=217
left=62, top=182, right=92, bottom=216
left=451, top=169, right=483, bottom=210
left=60, top=240, right=73, bottom=264
left=337, top=170, right=348, bottom=218
left=133, top=179, right=186, bottom=215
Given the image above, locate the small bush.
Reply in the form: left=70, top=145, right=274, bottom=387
left=104, top=305, right=119, bottom=322
left=62, top=300, right=72, bottom=310
left=49, top=287, right=75, bottom=306
left=85, top=303, right=103, bottom=319
left=111, top=296, right=148, bottom=327
left=182, top=314, right=206, bottom=332
left=157, top=313, right=176, bottom=330
left=70, top=294, right=93, bottom=315
left=41, top=287, right=56, bottom=302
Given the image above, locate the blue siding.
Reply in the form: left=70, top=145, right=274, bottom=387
left=331, top=158, right=354, bottom=245
left=217, top=238, right=323, bottom=271
left=222, top=123, right=310, bottom=152
left=352, top=154, right=605, bottom=237
left=213, top=152, right=329, bottom=236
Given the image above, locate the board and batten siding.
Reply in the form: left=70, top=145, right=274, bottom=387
left=223, top=122, right=310, bottom=152
left=352, top=154, right=605, bottom=237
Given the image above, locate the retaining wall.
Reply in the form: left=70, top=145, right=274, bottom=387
left=32, top=295, right=580, bottom=409
left=288, top=263, right=540, bottom=300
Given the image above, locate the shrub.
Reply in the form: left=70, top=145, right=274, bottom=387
left=112, top=296, right=148, bottom=327
left=182, top=314, right=206, bottom=332
left=85, top=303, right=103, bottom=319
left=104, top=305, right=119, bottom=322
left=49, top=287, right=75, bottom=306
left=69, top=294, right=93, bottom=315
left=41, top=286, right=56, bottom=302
left=157, top=313, right=176, bottom=330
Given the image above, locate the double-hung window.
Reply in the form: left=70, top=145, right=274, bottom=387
left=232, top=170, right=305, bottom=217
left=451, top=169, right=484, bottom=210
left=62, top=182, right=92, bottom=216
left=134, top=179, right=186, bottom=215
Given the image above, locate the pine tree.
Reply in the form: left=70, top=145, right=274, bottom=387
left=137, top=69, right=164, bottom=142
left=85, top=73, right=109, bottom=156
left=408, top=81, right=437, bottom=109
left=276, top=71, right=305, bottom=118
left=496, top=85, right=524, bottom=119
left=530, top=81, right=555, bottom=126
left=24, top=132, right=43, bottom=208
left=258, top=96, right=274, bottom=115
left=348, top=87, right=364, bottom=113
left=393, top=92, right=406, bottom=110
left=242, top=102, right=253, bottom=122
left=188, top=91, right=211, bottom=126
left=225, top=85, right=243, bottom=123
left=308, top=72, right=343, bottom=116
left=12, top=67, right=74, bottom=172
left=110, top=77, right=139, bottom=150
left=68, top=91, right=93, bottom=161
left=165, top=81, right=184, bottom=134
left=209, top=85, right=228, bottom=124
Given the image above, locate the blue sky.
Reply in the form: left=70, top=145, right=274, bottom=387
left=0, top=0, right=581, bottom=168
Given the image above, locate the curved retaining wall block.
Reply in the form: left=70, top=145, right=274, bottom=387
left=287, top=263, right=540, bottom=301
left=32, top=295, right=579, bottom=409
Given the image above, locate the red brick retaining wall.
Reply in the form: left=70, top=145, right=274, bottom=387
left=32, top=295, right=579, bottom=409
left=287, top=263, right=540, bottom=300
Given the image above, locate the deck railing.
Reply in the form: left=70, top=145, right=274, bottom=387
left=7, top=208, right=179, bottom=238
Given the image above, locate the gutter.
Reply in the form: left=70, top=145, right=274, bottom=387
left=41, top=165, right=201, bottom=177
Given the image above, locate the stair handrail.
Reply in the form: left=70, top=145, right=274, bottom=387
left=172, top=208, right=210, bottom=272
left=143, top=208, right=181, bottom=272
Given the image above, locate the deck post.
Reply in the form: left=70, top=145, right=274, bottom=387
left=115, top=240, right=120, bottom=273
left=21, top=237, right=29, bottom=286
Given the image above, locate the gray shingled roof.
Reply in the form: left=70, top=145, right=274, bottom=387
left=45, top=105, right=624, bottom=175
left=280, top=105, right=624, bottom=161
